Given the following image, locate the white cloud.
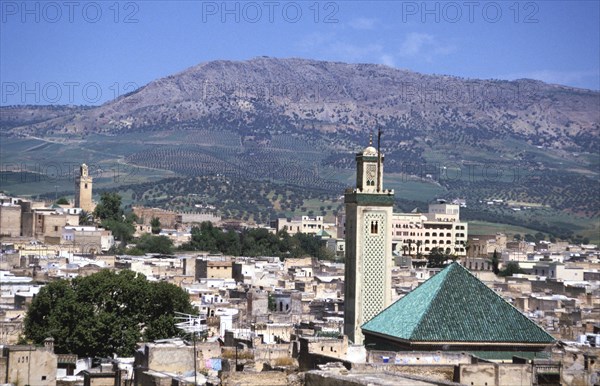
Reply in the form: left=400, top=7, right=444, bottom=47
left=398, top=33, right=456, bottom=62
left=349, top=17, right=378, bottom=30
left=298, top=31, right=466, bottom=69
left=332, top=42, right=384, bottom=61
left=400, top=33, right=434, bottom=56
left=380, top=54, right=395, bottom=67
left=296, top=32, right=392, bottom=65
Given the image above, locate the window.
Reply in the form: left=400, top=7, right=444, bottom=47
left=370, top=221, right=378, bottom=234
left=84, top=183, right=88, bottom=189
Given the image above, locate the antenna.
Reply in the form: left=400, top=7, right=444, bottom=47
left=377, top=127, right=382, bottom=192
left=174, top=312, right=207, bottom=386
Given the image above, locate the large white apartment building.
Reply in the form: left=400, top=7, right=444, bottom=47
left=391, top=200, right=468, bottom=256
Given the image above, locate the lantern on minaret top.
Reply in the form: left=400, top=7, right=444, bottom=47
left=355, top=130, right=386, bottom=194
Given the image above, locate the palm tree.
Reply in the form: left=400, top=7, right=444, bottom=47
left=79, top=210, right=94, bottom=226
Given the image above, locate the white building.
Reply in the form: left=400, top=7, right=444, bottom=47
left=274, top=215, right=337, bottom=235
left=391, top=200, right=468, bottom=257
left=62, top=226, right=114, bottom=253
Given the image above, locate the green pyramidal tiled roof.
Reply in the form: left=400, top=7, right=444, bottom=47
left=362, top=263, right=555, bottom=344
left=316, top=229, right=331, bottom=237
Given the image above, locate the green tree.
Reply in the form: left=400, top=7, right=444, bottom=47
left=23, top=270, right=194, bottom=357
left=102, top=219, right=135, bottom=246
left=55, top=197, right=69, bottom=205
left=427, top=247, right=457, bottom=268
left=135, top=234, right=174, bottom=254
left=268, top=293, right=276, bottom=312
left=150, top=217, right=161, bottom=234
left=499, top=261, right=526, bottom=277
left=181, top=222, right=335, bottom=260
left=94, top=193, right=137, bottom=247
left=489, top=249, right=500, bottom=275
left=79, top=210, right=94, bottom=226
left=94, top=192, right=123, bottom=221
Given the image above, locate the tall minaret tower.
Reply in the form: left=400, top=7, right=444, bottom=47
left=343, top=130, right=395, bottom=344
left=75, top=163, right=93, bottom=212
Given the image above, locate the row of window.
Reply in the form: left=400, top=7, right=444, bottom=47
left=395, top=224, right=422, bottom=229
left=402, top=241, right=466, bottom=248
left=393, top=232, right=467, bottom=238
left=419, top=247, right=465, bottom=252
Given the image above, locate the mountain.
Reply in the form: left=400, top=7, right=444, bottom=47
left=1, top=58, right=599, bottom=238
left=4, top=57, right=599, bottom=151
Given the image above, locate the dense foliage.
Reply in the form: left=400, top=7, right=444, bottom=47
left=498, top=261, right=527, bottom=277
left=128, top=234, right=174, bottom=255
left=181, top=221, right=335, bottom=260
left=150, top=217, right=161, bottom=234
left=93, top=192, right=124, bottom=221
left=23, top=270, right=194, bottom=357
left=426, top=247, right=458, bottom=268
left=490, top=249, right=500, bottom=275
left=93, top=192, right=136, bottom=246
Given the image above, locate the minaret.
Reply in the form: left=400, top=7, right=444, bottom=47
left=75, top=163, right=93, bottom=212
left=343, top=130, right=395, bottom=344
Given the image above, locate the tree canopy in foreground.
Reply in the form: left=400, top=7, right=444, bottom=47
left=23, top=270, right=194, bottom=358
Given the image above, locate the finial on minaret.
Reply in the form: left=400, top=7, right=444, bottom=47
left=369, top=131, right=373, bottom=146
left=377, top=127, right=382, bottom=192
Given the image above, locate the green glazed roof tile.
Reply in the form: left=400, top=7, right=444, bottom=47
left=362, top=263, right=555, bottom=344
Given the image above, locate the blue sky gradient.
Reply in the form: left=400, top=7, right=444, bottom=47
left=1, top=0, right=599, bottom=105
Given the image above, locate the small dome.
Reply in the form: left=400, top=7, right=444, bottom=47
left=363, top=146, right=377, bottom=156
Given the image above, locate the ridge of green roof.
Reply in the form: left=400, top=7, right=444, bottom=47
left=362, top=266, right=451, bottom=340
left=362, top=263, right=555, bottom=344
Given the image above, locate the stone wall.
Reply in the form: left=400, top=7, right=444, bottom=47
left=222, top=371, right=288, bottom=385
left=3, top=345, right=57, bottom=386
left=459, top=363, right=533, bottom=386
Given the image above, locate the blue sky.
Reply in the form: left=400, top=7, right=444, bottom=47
left=1, top=0, right=599, bottom=105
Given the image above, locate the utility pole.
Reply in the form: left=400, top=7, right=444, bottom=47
left=175, top=312, right=206, bottom=386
